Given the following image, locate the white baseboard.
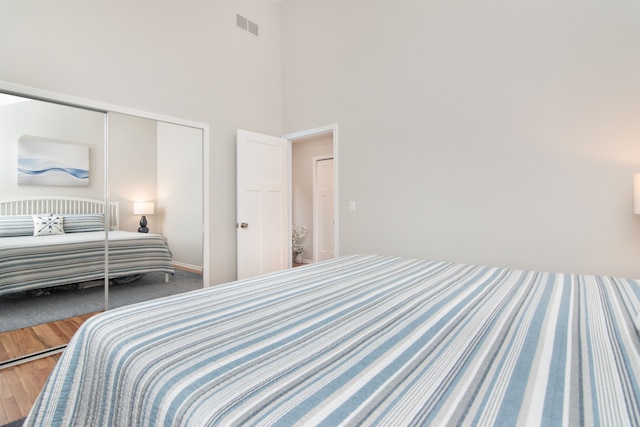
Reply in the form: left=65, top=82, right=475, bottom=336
left=173, top=261, right=203, bottom=274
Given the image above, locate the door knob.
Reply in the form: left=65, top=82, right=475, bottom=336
left=238, top=222, right=249, bottom=228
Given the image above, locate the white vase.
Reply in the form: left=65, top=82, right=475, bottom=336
left=295, top=253, right=303, bottom=264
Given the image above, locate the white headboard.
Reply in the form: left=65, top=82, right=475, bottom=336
left=0, top=196, right=119, bottom=230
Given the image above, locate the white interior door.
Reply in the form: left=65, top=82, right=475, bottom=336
left=236, top=129, right=289, bottom=279
left=314, top=157, right=334, bottom=261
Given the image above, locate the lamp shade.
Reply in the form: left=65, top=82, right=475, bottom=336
left=133, top=202, right=155, bottom=215
left=634, top=174, right=640, bottom=215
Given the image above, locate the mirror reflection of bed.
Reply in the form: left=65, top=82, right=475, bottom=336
left=0, top=94, right=204, bottom=365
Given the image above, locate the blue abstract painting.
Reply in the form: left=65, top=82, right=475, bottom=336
left=18, top=137, right=89, bottom=186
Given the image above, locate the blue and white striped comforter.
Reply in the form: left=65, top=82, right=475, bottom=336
left=0, top=231, right=174, bottom=296
left=25, top=255, right=640, bottom=426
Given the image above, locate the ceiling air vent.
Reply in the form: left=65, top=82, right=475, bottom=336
left=236, top=14, right=259, bottom=37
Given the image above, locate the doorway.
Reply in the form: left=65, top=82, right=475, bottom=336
left=287, top=125, right=338, bottom=265
left=236, top=125, right=338, bottom=278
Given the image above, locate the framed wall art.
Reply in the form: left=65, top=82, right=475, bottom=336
left=18, top=136, right=89, bottom=186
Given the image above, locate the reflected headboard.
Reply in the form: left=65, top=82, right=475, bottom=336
left=0, top=196, right=119, bottom=230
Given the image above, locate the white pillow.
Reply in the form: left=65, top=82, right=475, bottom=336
left=33, top=215, right=64, bottom=236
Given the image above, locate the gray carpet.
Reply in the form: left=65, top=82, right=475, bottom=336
left=0, top=270, right=203, bottom=333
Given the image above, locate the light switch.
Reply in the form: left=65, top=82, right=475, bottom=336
left=348, top=201, right=356, bottom=212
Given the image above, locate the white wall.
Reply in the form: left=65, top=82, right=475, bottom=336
left=157, top=121, right=203, bottom=269
left=281, top=0, right=640, bottom=278
left=0, top=0, right=282, bottom=285
left=107, top=113, right=158, bottom=233
left=6, top=1, right=639, bottom=280
left=0, top=100, right=105, bottom=200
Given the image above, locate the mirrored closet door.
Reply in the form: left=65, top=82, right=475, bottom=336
left=0, top=93, right=108, bottom=362
left=105, top=112, right=204, bottom=312
left=0, top=93, right=206, bottom=364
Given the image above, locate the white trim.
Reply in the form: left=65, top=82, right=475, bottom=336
left=0, top=80, right=205, bottom=129
left=202, top=125, right=210, bottom=287
left=283, top=123, right=335, bottom=141
left=173, top=261, right=203, bottom=274
left=0, top=345, right=66, bottom=370
left=0, top=80, right=211, bottom=288
left=283, top=123, right=339, bottom=260
left=287, top=139, right=293, bottom=268
left=104, top=113, right=110, bottom=309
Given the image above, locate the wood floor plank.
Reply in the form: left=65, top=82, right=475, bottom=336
left=0, top=313, right=97, bottom=424
left=9, top=371, right=30, bottom=417
left=31, top=323, right=65, bottom=350
left=0, top=354, right=63, bottom=422
left=0, top=394, right=20, bottom=425
left=0, top=329, right=41, bottom=362
left=1, top=311, right=101, bottom=362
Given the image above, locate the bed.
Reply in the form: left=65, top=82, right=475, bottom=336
left=0, top=196, right=174, bottom=297
left=24, top=254, right=640, bottom=426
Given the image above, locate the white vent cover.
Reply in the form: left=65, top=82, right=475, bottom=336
left=236, top=14, right=248, bottom=30
left=236, top=14, right=259, bottom=37
left=247, top=20, right=259, bottom=36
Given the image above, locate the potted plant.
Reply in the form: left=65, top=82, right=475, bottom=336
left=292, top=225, right=308, bottom=264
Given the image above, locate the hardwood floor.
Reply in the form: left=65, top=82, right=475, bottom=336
left=0, top=354, right=60, bottom=425
left=0, top=312, right=99, bottom=425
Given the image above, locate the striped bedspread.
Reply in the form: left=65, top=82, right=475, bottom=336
left=0, top=230, right=174, bottom=296
left=25, top=255, right=640, bottom=426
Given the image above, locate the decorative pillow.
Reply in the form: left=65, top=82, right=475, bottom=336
left=0, top=215, right=35, bottom=237
left=33, top=215, right=64, bottom=236
left=61, top=214, right=105, bottom=233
